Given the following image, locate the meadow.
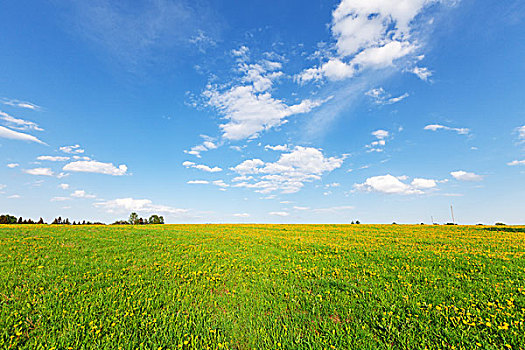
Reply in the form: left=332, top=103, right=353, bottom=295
left=0, top=224, right=524, bottom=349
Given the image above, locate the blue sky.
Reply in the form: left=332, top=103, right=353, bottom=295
left=1, top=0, right=524, bottom=224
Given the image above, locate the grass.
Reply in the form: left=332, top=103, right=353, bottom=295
left=0, top=224, right=524, bottom=349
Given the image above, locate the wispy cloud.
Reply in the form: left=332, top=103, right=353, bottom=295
left=0, top=110, right=43, bottom=131
left=61, top=0, right=220, bottom=68
left=365, top=88, right=409, bottom=105
left=1, top=98, right=41, bottom=110
left=0, top=126, right=45, bottom=144
left=424, top=124, right=470, bottom=135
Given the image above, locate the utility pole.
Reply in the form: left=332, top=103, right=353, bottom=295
left=450, top=205, right=455, bottom=224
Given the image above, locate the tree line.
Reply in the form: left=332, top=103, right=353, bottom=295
left=0, top=213, right=165, bottom=225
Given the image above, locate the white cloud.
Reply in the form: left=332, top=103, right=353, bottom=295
left=450, top=170, right=483, bottom=181
left=7, top=194, right=21, bottom=199
left=312, top=205, right=355, bottom=213
left=212, top=180, right=229, bottom=188
left=184, top=137, right=218, bottom=158
left=366, top=129, right=390, bottom=152
left=0, top=125, right=45, bottom=144
left=24, top=168, right=54, bottom=176
left=508, top=160, right=525, bottom=166
left=410, top=66, right=432, bottom=81
left=63, top=160, right=128, bottom=176
left=1, top=98, right=40, bottom=110
left=233, top=213, right=250, bottom=218
left=205, top=84, right=325, bottom=140
left=366, top=88, right=409, bottom=105
left=71, top=190, right=96, bottom=199
left=203, top=53, right=326, bottom=141
left=94, top=197, right=188, bottom=215
left=424, top=124, right=470, bottom=135
left=411, top=178, right=437, bottom=189
left=182, top=161, right=222, bottom=173
left=298, top=0, right=435, bottom=82
left=293, top=206, right=310, bottom=210
left=37, top=155, right=70, bottom=162
left=269, top=211, right=289, bottom=217
left=60, top=145, right=85, bottom=154
left=59, top=183, right=70, bottom=190
left=51, top=196, right=71, bottom=202
left=355, top=174, right=438, bottom=195
left=187, top=180, right=209, bottom=184
left=0, top=110, right=43, bottom=131
left=265, top=144, right=289, bottom=151
left=516, top=125, right=525, bottom=140
left=7, top=163, right=19, bottom=168
left=231, top=146, right=344, bottom=194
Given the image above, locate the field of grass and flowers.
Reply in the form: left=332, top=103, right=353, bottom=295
left=0, top=224, right=524, bottom=349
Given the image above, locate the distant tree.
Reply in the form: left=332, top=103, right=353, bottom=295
left=64, top=218, right=71, bottom=225
left=148, top=215, right=164, bottom=224
left=0, top=215, right=17, bottom=224
left=18, top=217, right=23, bottom=224
left=355, top=220, right=361, bottom=224
left=129, top=212, right=139, bottom=225
left=495, top=222, right=506, bottom=226
left=37, top=217, right=44, bottom=224
left=138, top=217, right=144, bottom=225
left=350, top=221, right=355, bottom=224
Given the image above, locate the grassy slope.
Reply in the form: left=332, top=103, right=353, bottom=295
left=0, top=224, right=524, bottom=349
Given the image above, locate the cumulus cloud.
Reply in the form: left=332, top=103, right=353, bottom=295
left=205, top=84, right=325, bottom=141
left=366, top=87, right=409, bottom=105
left=59, top=183, right=70, bottom=190
left=231, top=146, right=344, bottom=194
left=450, top=170, right=483, bottom=181
left=184, top=136, right=218, bottom=157
left=424, top=124, right=470, bottom=135
left=7, top=163, right=19, bottom=168
left=233, top=213, right=250, bottom=218
left=202, top=52, right=326, bottom=141
left=37, top=155, right=70, bottom=162
left=60, top=145, right=85, bottom=154
left=63, top=160, right=128, bottom=176
left=355, top=174, right=438, bottom=195
left=0, top=125, right=45, bottom=144
left=265, top=144, right=289, bottom=151
left=24, top=167, right=54, bottom=176
left=0, top=110, right=43, bottom=131
left=94, top=197, right=188, bottom=215
left=298, top=0, right=436, bottom=82
left=182, top=161, right=222, bottom=173
left=366, top=129, right=390, bottom=152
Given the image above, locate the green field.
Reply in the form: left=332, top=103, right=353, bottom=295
left=1, top=224, right=524, bottom=349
